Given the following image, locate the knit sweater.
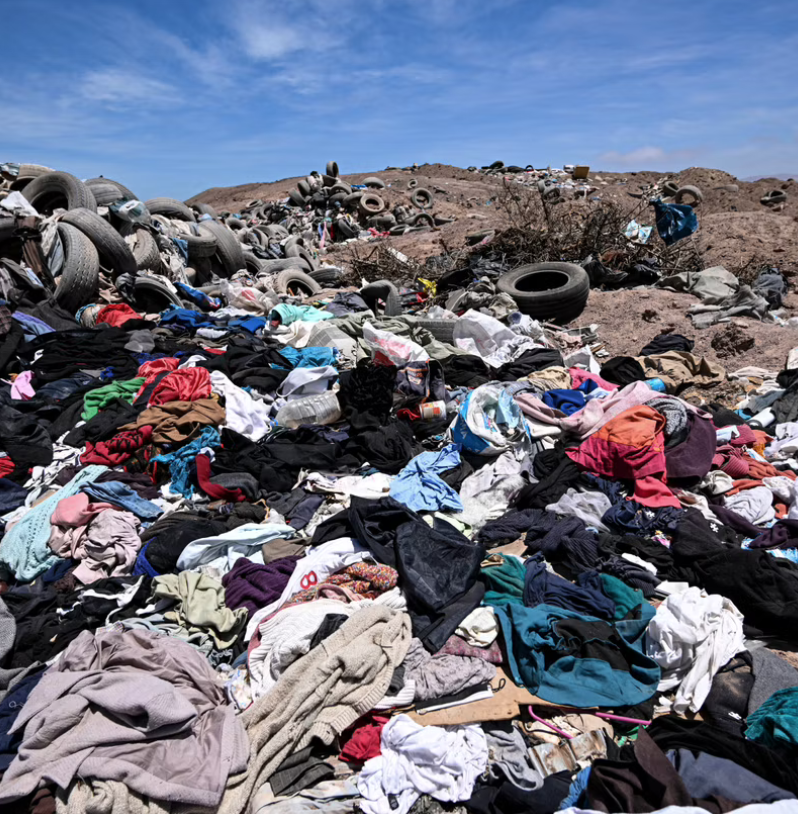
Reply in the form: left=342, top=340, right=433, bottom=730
left=219, top=604, right=411, bottom=814
left=55, top=780, right=170, bottom=814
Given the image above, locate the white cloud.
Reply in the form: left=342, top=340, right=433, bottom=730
left=236, top=20, right=305, bottom=60
left=79, top=68, right=179, bottom=108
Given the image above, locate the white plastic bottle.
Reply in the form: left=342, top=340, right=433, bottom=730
left=275, top=392, right=342, bottom=428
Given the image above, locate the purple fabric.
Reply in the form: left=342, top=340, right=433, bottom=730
left=665, top=413, right=717, bottom=480
left=222, top=555, right=300, bottom=617
left=750, top=519, right=798, bottom=550
left=708, top=504, right=762, bottom=538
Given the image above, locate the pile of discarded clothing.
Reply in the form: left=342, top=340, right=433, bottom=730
left=1, top=165, right=798, bottom=814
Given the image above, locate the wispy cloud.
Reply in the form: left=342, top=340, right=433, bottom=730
left=79, top=68, right=180, bottom=108
left=599, top=146, right=700, bottom=168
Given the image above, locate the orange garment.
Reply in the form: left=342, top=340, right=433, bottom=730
left=566, top=405, right=680, bottom=508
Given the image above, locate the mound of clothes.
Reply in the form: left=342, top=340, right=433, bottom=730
left=0, top=287, right=797, bottom=814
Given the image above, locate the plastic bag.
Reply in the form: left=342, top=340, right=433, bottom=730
left=453, top=309, right=528, bottom=367
left=220, top=280, right=275, bottom=314
left=449, top=383, right=531, bottom=456
left=110, top=199, right=150, bottom=224
left=363, top=321, right=429, bottom=365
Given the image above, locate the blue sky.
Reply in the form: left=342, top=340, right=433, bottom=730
left=3, top=0, right=797, bottom=200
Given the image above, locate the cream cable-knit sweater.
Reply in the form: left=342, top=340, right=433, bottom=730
left=220, top=603, right=411, bottom=814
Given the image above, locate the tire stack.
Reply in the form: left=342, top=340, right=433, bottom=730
left=232, top=161, right=442, bottom=244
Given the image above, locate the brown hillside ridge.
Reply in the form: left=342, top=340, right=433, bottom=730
left=189, top=163, right=798, bottom=273
left=188, top=163, right=798, bottom=371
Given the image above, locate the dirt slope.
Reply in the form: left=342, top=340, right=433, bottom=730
left=189, top=164, right=798, bottom=276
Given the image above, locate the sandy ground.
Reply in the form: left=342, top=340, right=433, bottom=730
left=190, top=163, right=798, bottom=380
left=580, top=287, right=798, bottom=372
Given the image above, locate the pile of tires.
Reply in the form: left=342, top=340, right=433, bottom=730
left=236, top=161, right=441, bottom=244
left=0, top=162, right=342, bottom=312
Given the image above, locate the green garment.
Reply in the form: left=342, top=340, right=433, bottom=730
left=600, top=573, right=645, bottom=620
left=746, top=687, right=798, bottom=752
left=81, top=377, right=145, bottom=422
left=153, top=571, right=247, bottom=650
left=482, top=555, right=525, bottom=607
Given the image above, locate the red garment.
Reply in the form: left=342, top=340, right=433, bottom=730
left=95, top=304, right=144, bottom=328
left=712, top=445, right=750, bottom=479
left=195, top=454, right=245, bottom=503
left=340, top=715, right=389, bottom=763
left=0, top=455, right=15, bottom=478
left=80, top=426, right=153, bottom=466
left=566, top=405, right=680, bottom=508
left=137, top=357, right=181, bottom=387
left=148, top=367, right=211, bottom=407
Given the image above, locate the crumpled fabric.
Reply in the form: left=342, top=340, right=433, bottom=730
left=746, top=687, right=798, bottom=752
left=210, top=370, right=270, bottom=441
left=48, top=494, right=142, bottom=585
left=9, top=370, right=34, bottom=401
left=402, top=637, right=496, bottom=701
left=150, top=426, right=221, bottom=498
left=270, top=303, right=334, bottom=326
left=690, top=284, right=770, bottom=329
left=635, top=351, right=725, bottom=391
left=724, top=486, right=775, bottom=526
left=495, top=600, right=659, bottom=708
left=148, top=366, right=212, bottom=406
left=640, top=333, right=696, bottom=356
left=81, top=377, right=145, bottom=421
left=358, top=714, right=488, bottom=814
left=456, top=606, right=499, bottom=647
left=659, top=266, right=739, bottom=304
left=0, top=628, right=247, bottom=808
left=279, top=365, right=338, bottom=400
left=653, top=198, right=699, bottom=246
left=546, top=488, right=612, bottom=531
left=389, top=443, right=463, bottom=512
left=137, top=356, right=180, bottom=386
left=120, top=399, right=226, bottom=444
left=646, top=586, right=745, bottom=714
left=566, top=405, right=680, bottom=509
left=152, top=571, right=248, bottom=649
left=0, top=465, right=107, bottom=583
left=176, top=522, right=295, bottom=575
left=456, top=450, right=525, bottom=530
left=484, top=723, right=543, bottom=792
left=516, top=380, right=658, bottom=441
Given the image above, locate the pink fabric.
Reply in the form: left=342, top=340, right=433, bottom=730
left=48, top=494, right=115, bottom=559
left=516, top=381, right=658, bottom=441
left=72, top=509, right=141, bottom=584
left=48, top=493, right=141, bottom=583
left=513, top=394, right=565, bottom=425
left=569, top=368, right=618, bottom=391
left=712, top=446, right=751, bottom=478
left=516, top=380, right=714, bottom=444
left=10, top=371, right=35, bottom=401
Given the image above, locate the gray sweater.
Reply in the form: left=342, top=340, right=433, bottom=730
left=0, top=628, right=247, bottom=808
left=220, top=604, right=411, bottom=814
